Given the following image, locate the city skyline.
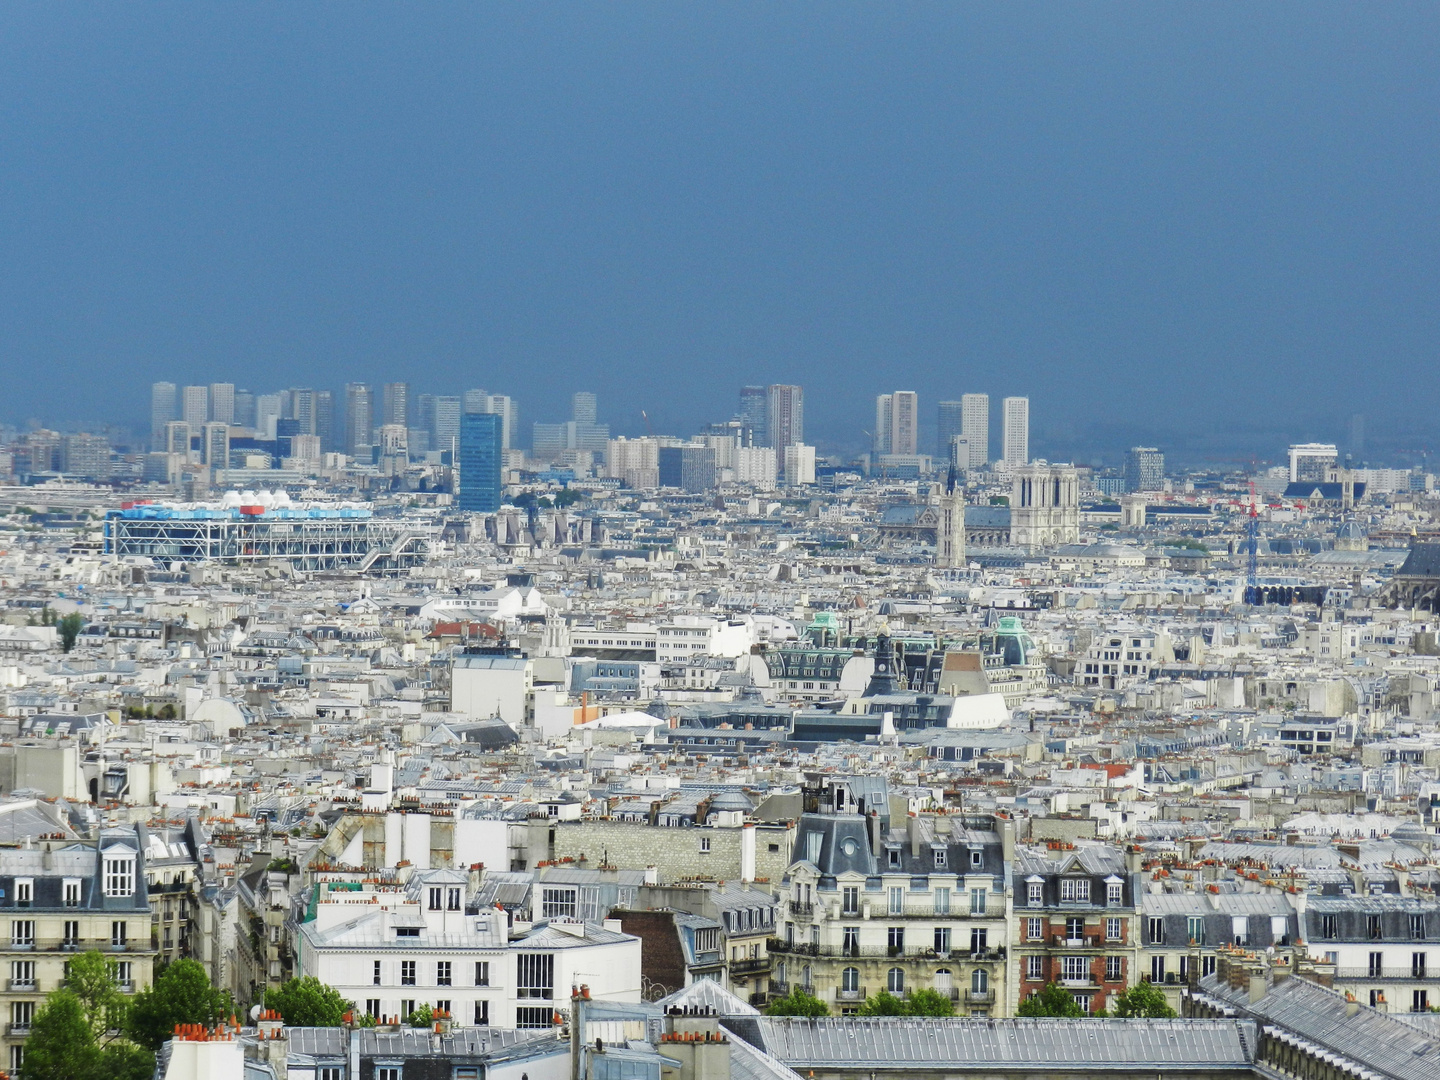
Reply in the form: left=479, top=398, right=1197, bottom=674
left=2, top=7, right=1438, bottom=461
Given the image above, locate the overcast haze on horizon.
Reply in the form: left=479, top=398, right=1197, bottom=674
left=1, top=4, right=1437, bottom=464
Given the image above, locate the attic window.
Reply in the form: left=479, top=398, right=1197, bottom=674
left=395, top=927, right=420, bottom=938
left=103, top=856, right=135, bottom=898
left=970, top=851, right=983, bottom=868
left=888, top=848, right=901, bottom=868
left=933, top=849, right=946, bottom=868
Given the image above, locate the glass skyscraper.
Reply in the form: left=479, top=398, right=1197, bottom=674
left=458, top=412, right=503, bottom=512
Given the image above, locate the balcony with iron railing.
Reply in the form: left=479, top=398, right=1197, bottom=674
left=836, top=985, right=867, bottom=1001
left=1335, top=966, right=1433, bottom=981
left=7, top=1022, right=30, bottom=1036
left=730, top=957, right=772, bottom=976
left=769, top=938, right=1005, bottom=962
left=965, top=988, right=996, bottom=1005
left=1053, top=934, right=1103, bottom=948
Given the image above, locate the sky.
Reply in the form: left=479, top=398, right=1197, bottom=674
left=0, top=4, right=1437, bottom=463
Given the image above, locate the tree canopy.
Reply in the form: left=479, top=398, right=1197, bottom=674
left=21, top=990, right=101, bottom=1080
left=1108, top=982, right=1177, bottom=1019
left=63, top=951, right=127, bottom=1039
left=58, top=612, right=84, bottom=652
left=855, top=987, right=955, bottom=1017
left=1016, top=983, right=1085, bottom=1018
left=125, top=959, right=236, bottom=1050
left=264, top=977, right=353, bottom=1027
left=20, top=989, right=155, bottom=1080
left=856, top=990, right=908, bottom=1016
left=764, top=987, right=829, bottom=1017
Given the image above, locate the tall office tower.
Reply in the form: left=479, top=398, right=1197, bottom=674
left=738, top=385, right=767, bottom=446
left=961, top=393, right=990, bottom=469
left=486, top=395, right=516, bottom=450
left=315, top=390, right=335, bottom=451
left=874, top=392, right=918, bottom=454
left=1002, top=396, right=1029, bottom=468
left=572, top=391, right=597, bottom=424
left=457, top=412, right=503, bottom=513
left=255, top=394, right=284, bottom=440
left=344, top=383, right=374, bottom=459
left=202, top=421, right=230, bottom=469
left=892, top=391, right=919, bottom=454
left=209, top=383, right=235, bottom=425
left=382, top=382, right=410, bottom=429
left=150, top=382, right=177, bottom=451
left=182, top=385, right=210, bottom=427
left=874, top=394, right=892, bottom=453
left=767, top=384, right=803, bottom=450
left=164, top=421, right=191, bottom=457
left=937, top=401, right=964, bottom=459
left=419, top=395, right=462, bottom=457
left=233, top=390, right=256, bottom=430
left=290, top=387, right=316, bottom=434
left=463, top=388, right=490, bottom=414
left=1123, top=447, right=1165, bottom=492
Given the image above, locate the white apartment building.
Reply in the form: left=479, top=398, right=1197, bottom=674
left=656, top=616, right=752, bottom=662
left=875, top=393, right=919, bottom=456
left=734, top=446, right=778, bottom=489
left=297, top=869, right=641, bottom=1029
left=961, top=393, right=989, bottom=469
left=1288, top=443, right=1338, bottom=483
left=606, top=437, right=660, bottom=489
left=1002, top=397, right=1029, bottom=468
left=783, top=443, right=815, bottom=486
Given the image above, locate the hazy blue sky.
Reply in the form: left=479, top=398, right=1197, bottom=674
left=1, top=5, right=1437, bottom=461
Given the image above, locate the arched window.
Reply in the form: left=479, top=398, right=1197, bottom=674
left=971, top=968, right=988, bottom=994
left=842, top=967, right=859, bottom=993
left=888, top=968, right=905, bottom=993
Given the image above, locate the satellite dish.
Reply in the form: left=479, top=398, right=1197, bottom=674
left=250, top=1004, right=262, bottom=1021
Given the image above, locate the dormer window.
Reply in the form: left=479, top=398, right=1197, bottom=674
left=933, top=849, right=946, bottom=868
left=63, top=880, right=81, bottom=908
left=104, top=856, right=135, bottom=898
left=1028, top=881, right=1043, bottom=907
left=971, top=850, right=983, bottom=868
left=1060, top=878, right=1090, bottom=903
left=1105, top=878, right=1124, bottom=906
left=888, top=848, right=901, bottom=869
left=13, top=880, right=32, bottom=908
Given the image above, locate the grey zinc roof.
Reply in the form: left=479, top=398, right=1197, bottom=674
left=1196, top=972, right=1440, bottom=1080
left=725, top=1017, right=1257, bottom=1070
left=655, top=979, right=759, bottom=1016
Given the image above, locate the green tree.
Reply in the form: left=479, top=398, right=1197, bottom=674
left=98, top=1042, right=155, bottom=1080
left=404, top=1004, right=434, bottom=1028
left=1016, top=983, right=1084, bottom=1018
left=125, top=958, right=235, bottom=1051
left=58, top=612, right=84, bottom=653
left=264, top=976, right=353, bottom=1027
left=20, top=990, right=101, bottom=1080
left=1109, top=981, right=1177, bottom=1019
left=764, top=987, right=829, bottom=1017
left=64, top=951, right=126, bottom=1038
left=902, top=987, right=955, bottom=1017
left=857, top=990, right=908, bottom=1016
